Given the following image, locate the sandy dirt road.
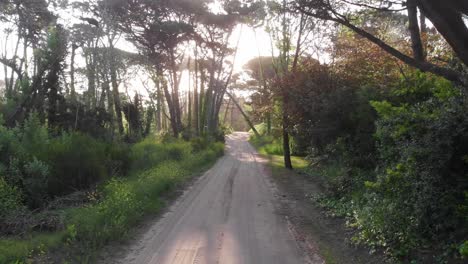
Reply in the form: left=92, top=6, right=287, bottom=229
left=113, top=132, right=318, bottom=264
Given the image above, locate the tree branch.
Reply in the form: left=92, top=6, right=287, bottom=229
left=297, top=5, right=464, bottom=84
left=0, top=57, right=23, bottom=80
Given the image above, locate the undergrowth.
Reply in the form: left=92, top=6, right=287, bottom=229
left=0, top=139, right=224, bottom=264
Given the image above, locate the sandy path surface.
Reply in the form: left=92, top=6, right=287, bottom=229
left=112, top=132, right=315, bottom=264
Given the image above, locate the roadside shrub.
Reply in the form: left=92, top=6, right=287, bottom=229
left=166, top=142, right=192, bottom=161
left=130, top=138, right=193, bottom=171
left=130, top=137, right=165, bottom=171
left=352, top=74, right=468, bottom=257
left=460, top=240, right=468, bottom=258
left=47, top=132, right=108, bottom=196
left=23, top=158, right=50, bottom=208
left=190, top=137, right=210, bottom=152
left=105, top=143, right=131, bottom=177
left=0, top=177, right=23, bottom=217
left=250, top=135, right=283, bottom=155
left=0, top=123, right=19, bottom=165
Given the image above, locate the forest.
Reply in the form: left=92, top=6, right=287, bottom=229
left=0, top=0, right=467, bottom=263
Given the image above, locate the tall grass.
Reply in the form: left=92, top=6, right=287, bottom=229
left=0, top=138, right=224, bottom=264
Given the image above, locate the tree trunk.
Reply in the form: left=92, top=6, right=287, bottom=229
left=298, top=7, right=464, bottom=84
left=161, top=75, right=179, bottom=137
left=8, top=28, right=22, bottom=93
left=328, top=15, right=463, bottom=83
left=193, top=51, right=199, bottom=136
left=85, top=45, right=96, bottom=109
left=418, top=0, right=468, bottom=67
left=419, top=8, right=428, bottom=60
left=223, top=98, right=231, bottom=125
left=199, top=69, right=206, bottom=134
left=109, top=44, right=124, bottom=135
left=227, top=92, right=259, bottom=137
left=407, top=0, right=425, bottom=61
left=187, top=85, right=192, bottom=134
left=266, top=113, right=271, bottom=135
left=156, top=78, right=162, bottom=132
left=283, top=113, right=293, bottom=169
left=70, top=44, right=77, bottom=101
left=281, top=0, right=294, bottom=170
left=169, top=49, right=183, bottom=135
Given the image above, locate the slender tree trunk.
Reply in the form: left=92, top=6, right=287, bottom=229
left=266, top=113, right=271, bottom=135
left=8, top=28, right=22, bottom=93
left=223, top=98, right=231, bottom=125
left=282, top=97, right=292, bottom=169
left=85, top=45, right=96, bottom=109
left=109, top=42, right=124, bottom=135
left=145, top=106, right=154, bottom=136
left=161, top=75, right=179, bottom=137
left=407, top=0, right=425, bottom=61
left=22, top=36, right=28, bottom=76
left=3, top=32, right=10, bottom=98
left=199, top=69, right=206, bottom=134
left=187, top=87, right=192, bottom=134
left=281, top=0, right=293, bottom=169
left=98, top=82, right=107, bottom=108
left=70, top=44, right=76, bottom=101
left=169, top=49, right=182, bottom=135
left=193, top=49, right=199, bottom=136
left=417, top=0, right=468, bottom=67
left=419, top=8, right=428, bottom=60
left=227, top=92, right=259, bottom=137
left=156, top=78, right=162, bottom=132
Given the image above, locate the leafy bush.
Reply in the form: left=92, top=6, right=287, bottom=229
left=460, top=241, right=468, bottom=258
left=46, top=133, right=109, bottom=196
left=105, top=143, right=131, bottom=177
left=351, top=74, right=468, bottom=257
left=130, top=137, right=192, bottom=172
left=23, top=158, right=50, bottom=208
left=0, top=116, right=131, bottom=208
left=250, top=135, right=284, bottom=155
left=0, top=177, right=23, bottom=217
left=190, top=137, right=210, bottom=152
left=309, top=72, right=468, bottom=261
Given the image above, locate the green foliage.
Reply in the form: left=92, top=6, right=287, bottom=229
left=46, top=133, right=109, bottom=196
left=0, top=177, right=23, bottom=217
left=190, top=137, right=211, bottom=152
left=0, top=115, right=131, bottom=208
left=251, top=123, right=269, bottom=136
left=460, top=241, right=468, bottom=258
left=0, top=231, right=69, bottom=264
left=307, top=72, right=468, bottom=261
left=249, top=134, right=283, bottom=156
left=23, top=158, right=50, bottom=208
left=285, top=63, right=381, bottom=164
left=356, top=88, right=468, bottom=255
left=130, top=137, right=191, bottom=172
left=105, top=143, right=131, bottom=177
left=0, top=136, right=224, bottom=263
